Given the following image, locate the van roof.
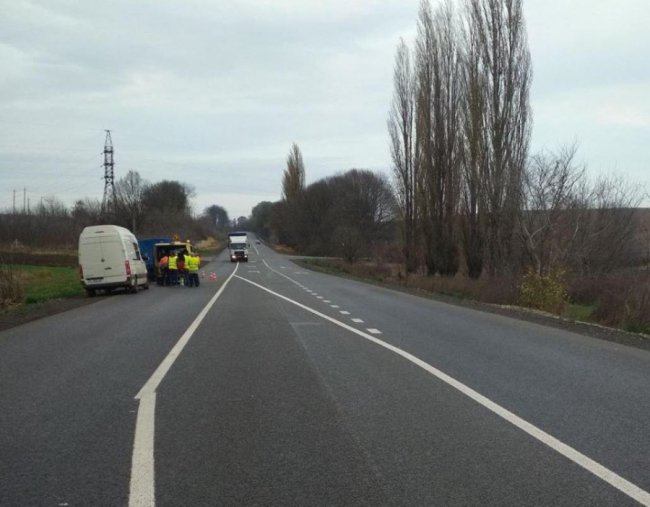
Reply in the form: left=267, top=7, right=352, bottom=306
left=81, top=225, right=133, bottom=237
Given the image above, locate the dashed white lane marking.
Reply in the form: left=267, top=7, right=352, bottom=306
left=316, top=296, right=324, bottom=299
left=323, top=300, right=331, bottom=303
left=340, top=310, right=351, bottom=315
left=352, top=318, right=364, bottom=323
left=330, top=305, right=340, bottom=309
left=129, top=264, right=240, bottom=507
left=366, top=328, right=382, bottom=334
left=236, top=271, right=650, bottom=507
left=248, top=270, right=261, bottom=274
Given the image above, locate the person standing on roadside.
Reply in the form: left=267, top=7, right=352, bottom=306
left=168, top=251, right=178, bottom=286
left=158, top=253, right=169, bottom=286
left=177, top=249, right=187, bottom=286
left=187, top=252, right=201, bottom=287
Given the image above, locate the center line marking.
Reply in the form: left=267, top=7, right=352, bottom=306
left=352, top=318, right=364, bottom=323
left=330, top=305, right=340, bottom=308
left=129, top=264, right=239, bottom=507
left=236, top=271, right=650, bottom=507
left=367, top=328, right=382, bottom=334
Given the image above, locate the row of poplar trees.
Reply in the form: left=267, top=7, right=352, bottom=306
left=389, top=0, right=531, bottom=278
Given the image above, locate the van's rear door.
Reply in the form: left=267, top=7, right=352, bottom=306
left=81, top=237, right=127, bottom=285
left=80, top=238, right=105, bottom=281
left=99, top=239, right=127, bottom=284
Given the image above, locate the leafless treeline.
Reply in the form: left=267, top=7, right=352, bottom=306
left=389, top=0, right=642, bottom=278
left=253, top=144, right=397, bottom=260
left=0, top=171, right=222, bottom=249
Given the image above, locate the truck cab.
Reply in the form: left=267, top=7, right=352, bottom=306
left=228, top=234, right=249, bottom=262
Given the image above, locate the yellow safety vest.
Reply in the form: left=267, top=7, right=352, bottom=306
left=187, top=255, right=200, bottom=272
left=168, top=255, right=178, bottom=270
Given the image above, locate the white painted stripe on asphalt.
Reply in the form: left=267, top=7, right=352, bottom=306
left=316, top=296, right=324, bottom=299
left=352, top=318, right=364, bottom=323
left=323, top=300, right=331, bottom=303
left=234, top=274, right=650, bottom=507
left=129, top=393, right=156, bottom=507
left=129, top=263, right=239, bottom=507
left=340, top=310, right=351, bottom=315
left=366, top=328, right=382, bottom=335
left=330, top=305, right=340, bottom=309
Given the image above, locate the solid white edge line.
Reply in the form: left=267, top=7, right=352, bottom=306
left=128, top=263, right=239, bottom=507
left=234, top=273, right=650, bottom=507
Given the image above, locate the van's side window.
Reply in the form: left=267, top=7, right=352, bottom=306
left=133, top=243, right=141, bottom=261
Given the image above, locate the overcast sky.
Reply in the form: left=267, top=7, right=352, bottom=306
left=1, top=0, right=648, bottom=219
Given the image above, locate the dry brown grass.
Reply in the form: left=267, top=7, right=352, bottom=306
left=273, top=244, right=298, bottom=255
left=300, top=257, right=650, bottom=335
left=0, top=265, right=25, bottom=308
left=194, top=236, right=222, bottom=253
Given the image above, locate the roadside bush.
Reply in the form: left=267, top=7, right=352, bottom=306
left=518, top=269, right=568, bottom=314
left=0, top=264, right=25, bottom=308
left=571, top=272, right=650, bottom=333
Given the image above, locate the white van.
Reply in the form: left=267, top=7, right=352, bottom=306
left=79, top=225, right=149, bottom=296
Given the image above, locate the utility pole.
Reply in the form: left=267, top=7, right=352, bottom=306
left=101, top=129, right=116, bottom=218
left=23, top=187, right=26, bottom=214
left=13, top=189, right=16, bottom=214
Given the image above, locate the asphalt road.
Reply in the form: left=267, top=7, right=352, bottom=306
left=1, top=238, right=649, bottom=506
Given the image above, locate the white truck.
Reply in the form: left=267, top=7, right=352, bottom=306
left=228, top=233, right=249, bottom=262
left=78, top=225, right=149, bottom=296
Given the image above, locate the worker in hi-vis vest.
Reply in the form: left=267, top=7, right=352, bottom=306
left=168, top=252, right=178, bottom=286
left=187, top=253, right=201, bottom=287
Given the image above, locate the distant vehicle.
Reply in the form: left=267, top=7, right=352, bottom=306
left=138, top=237, right=171, bottom=280
left=228, top=233, right=249, bottom=262
left=78, top=225, right=149, bottom=296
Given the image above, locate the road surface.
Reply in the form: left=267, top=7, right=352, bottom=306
left=1, top=238, right=649, bottom=506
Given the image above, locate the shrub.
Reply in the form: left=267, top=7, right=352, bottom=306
left=0, top=264, right=25, bottom=308
left=573, top=272, right=650, bottom=333
left=518, top=269, right=568, bottom=314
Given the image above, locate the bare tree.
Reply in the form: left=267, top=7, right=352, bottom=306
left=519, top=144, right=585, bottom=275
left=280, top=143, right=306, bottom=246
left=465, top=0, right=532, bottom=274
left=459, top=0, right=487, bottom=278
left=388, top=37, right=418, bottom=273
left=115, top=170, right=147, bottom=233
left=575, top=175, right=642, bottom=274
left=282, top=143, right=306, bottom=203
left=414, top=0, right=462, bottom=276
